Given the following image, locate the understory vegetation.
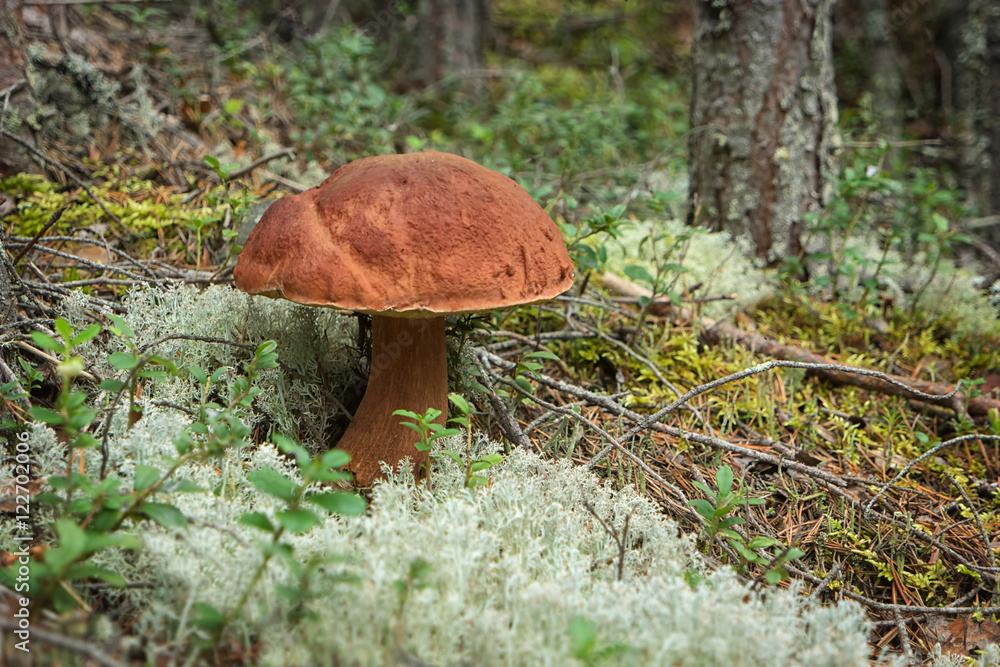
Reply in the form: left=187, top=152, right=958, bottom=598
left=3, top=2, right=1000, bottom=666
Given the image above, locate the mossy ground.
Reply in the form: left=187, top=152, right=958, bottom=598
left=2, top=3, right=1000, bottom=665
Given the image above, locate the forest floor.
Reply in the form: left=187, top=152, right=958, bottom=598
left=3, top=4, right=1000, bottom=666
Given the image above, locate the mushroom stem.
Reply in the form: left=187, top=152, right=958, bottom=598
left=336, top=315, right=448, bottom=486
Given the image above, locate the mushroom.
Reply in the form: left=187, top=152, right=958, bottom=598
left=234, top=151, right=573, bottom=486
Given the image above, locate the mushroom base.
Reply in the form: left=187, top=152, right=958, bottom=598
left=335, top=315, right=448, bottom=487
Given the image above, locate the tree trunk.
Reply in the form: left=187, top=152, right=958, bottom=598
left=412, top=0, right=486, bottom=88
left=0, top=0, right=33, bottom=176
left=860, top=0, right=902, bottom=137
left=687, top=0, right=840, bottom=262
left=947, top=0, right=1000, bottom=218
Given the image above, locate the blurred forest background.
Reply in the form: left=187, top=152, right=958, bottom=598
left=3, top=0, right=1000, bottom=665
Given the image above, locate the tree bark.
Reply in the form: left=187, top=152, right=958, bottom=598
left=0, top=0, right=33, bottom=176
left=947, top=0, right=1000, bottom=217
left=412, top=0, right=487, bottom=88
left=859, top=0, right=902, bottom=138
left=688, top=0, right=840, bottom=262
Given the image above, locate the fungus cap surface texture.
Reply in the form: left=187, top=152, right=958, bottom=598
left=233, top=150, right=574, bottom=315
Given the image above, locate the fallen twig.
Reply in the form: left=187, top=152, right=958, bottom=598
left=602, top=270, right=992, bottom=416
left=0, top=617, right=126, bottom=667
left=470, top=350, right=534, bottom=452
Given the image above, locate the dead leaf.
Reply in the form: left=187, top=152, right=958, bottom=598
left=924, top=615, right=1000, bottom=657
left=0, top=478, right=44, bottom=514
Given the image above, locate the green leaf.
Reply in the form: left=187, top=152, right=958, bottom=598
left=273, top=434, right=309, bottom=468
left=68, top=408, right=98, bottom=431
left=408, top=557, right=432, bottom=581
left=66, top=563, right=126, bottom=587
left=448, top=393, right=470, bottom=415
left=46, top=475, right=70, bottom=490
left=514, top=377, right=535, bottom=394
left=321, top=449, right=351, bottom=470
left=29, top=407, right=64, bottom=425
left=255, top=340, right=278, bottom=357
left=70, top=323, right=102, bottom=347
left=106, top=314, right=135, bottom=339
left=108, top=352, right=139, bottom=370
left=523, top=350, right=560, bottom=362
left=54, top=318, right=74, bottom=345
left=468, top=381, right=491, bottom=395
left=133, top=464, right=160, bottom=492
left=277, top=508, right=321, bottom=533
left=247, top=467, right=299, bottom=503
left=690, top=481, right=714, bottom=498
left=100, top=379, right=126, bottom=392
left=688, top=499, right=715, bottom=522
left=141, top=502, right=187, bottom=528
left=748, top=536, right=780, bottom=550
left=715, top=466, right=734, bottom=497
left=306, top=491, right=367, bottom=516
left=428, top=427, right=462, bottom=441
left=46, top=519, right=87, bottom=571
left=239, top=512, right=275, bottom=532
left=399, top=421, right=425, bottom=436
left=623, top=265, right=654, bottom=286
left=31, top=330, right=65, bottom=352
left=569, top=615, right=597, bottom=659
left=170, top=479, right=204, bottom=493
left=467, top=474, right=488, bottom=488
left=715, top=506, right=740, bottom=520
left=192, top=602, right=225, bottom=631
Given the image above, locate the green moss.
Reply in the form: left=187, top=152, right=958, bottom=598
left=0, top=174, right=217, bottom=237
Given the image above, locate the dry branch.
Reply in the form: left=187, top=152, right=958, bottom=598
left=601, top=271, right=997, bottom=416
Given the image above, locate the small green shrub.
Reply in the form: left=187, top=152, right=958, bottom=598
left=689, top=465, right=803, bottom=584
left=273, top=28, right=415, bottom=160
left=394, top=394, right=503, bottom=491
left=786, top=130, right=978, bottom=325
left=0, top=309, right=365, bottom=651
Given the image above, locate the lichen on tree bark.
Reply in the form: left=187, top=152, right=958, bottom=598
left=688, top=0, right=840, bottom=262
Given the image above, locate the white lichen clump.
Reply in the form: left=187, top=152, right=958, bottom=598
left=254, top=448, right=876, bottom=666
left=1, top=285, right=884, bottom=665
left=603, top=219, right=773, bottom=318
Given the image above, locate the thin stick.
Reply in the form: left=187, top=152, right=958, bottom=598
left=943, top=471, right=998, bottom=574
left=0, top=618, right=126, bottom=667
left=12, top=201, right=75, bottom=265
left=16, top=244, right=162, bottom=285
left=864, top=434, right=1000, bottom=514
left=470, top=351, right=533, bottom=451
left=17, top=341, right=97, bottom=382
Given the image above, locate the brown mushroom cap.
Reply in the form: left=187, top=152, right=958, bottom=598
left=234, top=150, right=574, bottom=314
